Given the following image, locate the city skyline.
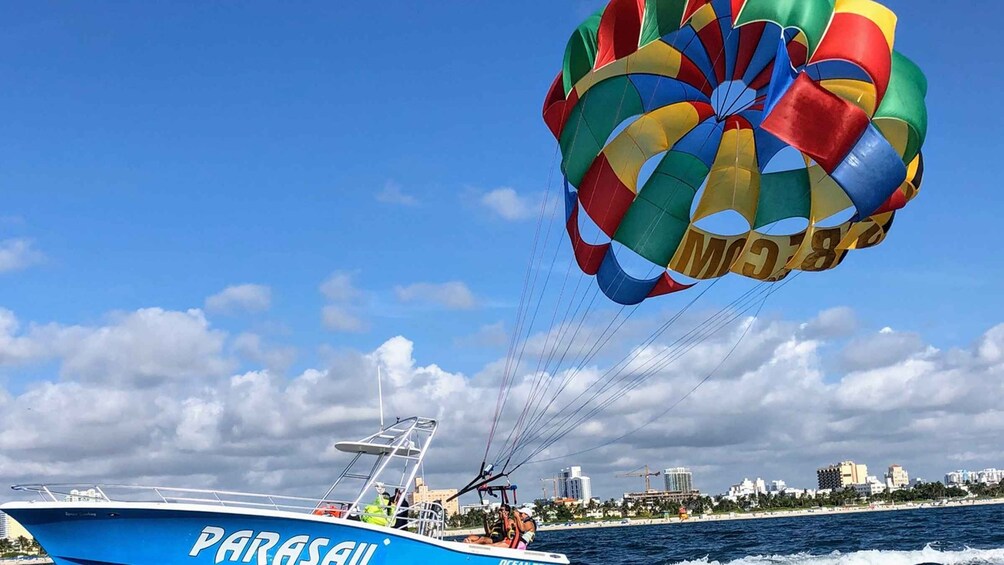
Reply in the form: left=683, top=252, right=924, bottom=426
left=543, top=461, right=1004, bottom=502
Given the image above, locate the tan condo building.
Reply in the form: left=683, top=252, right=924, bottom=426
left=409, top=477, right=460, bottom=517
left=2, top=512, right=33, bottom=541
left=817, top=461, right=868, bottom=490
left=886, top=464, right=910, bottom=488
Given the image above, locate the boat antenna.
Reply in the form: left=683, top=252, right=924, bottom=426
left=377, top=364, right=385, bottom=429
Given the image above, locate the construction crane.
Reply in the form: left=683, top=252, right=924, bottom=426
left=540, top=477, right=559, bottom=499
left=617, top=465, right=661, bottom=493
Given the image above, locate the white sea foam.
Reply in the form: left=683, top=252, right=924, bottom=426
left=675, top=545, right=1004, bottom=565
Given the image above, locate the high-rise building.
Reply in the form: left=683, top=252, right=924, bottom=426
left=568, top=475, right=592, bottom=502
left=817, top=461, right=868, bottom=490
left=663, top=468, right=694, bottom=493
left=559, top=466, right=592, bottom=502
left=558, top=466, right=579, bottom=498
left=3, top=514, right=32, bottom=541
left=409, top=477, right=460, bottom=517
left=0, top=510, right=7, bottom=540
left=886, top=465, right=909, bottom=488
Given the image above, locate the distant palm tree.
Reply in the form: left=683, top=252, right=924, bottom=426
left=0, top=537, right=12, bottom=554
left=31, top=538, right=46, bottom=556
left=16, top=535, right=30, bottom=553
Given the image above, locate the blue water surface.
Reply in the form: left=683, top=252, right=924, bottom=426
left=528, top=504, right=1004, bottom=565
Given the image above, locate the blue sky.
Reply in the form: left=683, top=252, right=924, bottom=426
left=1, top=0, right=1000, bottom=361
left=0, top=1, right=582, bottom=372
left=2, top=1, right=1004, bottom=498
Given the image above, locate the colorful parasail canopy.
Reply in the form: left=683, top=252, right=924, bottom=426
left=543, top=0, right=927, bottom=305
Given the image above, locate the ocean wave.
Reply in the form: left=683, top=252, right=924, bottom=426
left=674, top=545, right=1004, bottom=565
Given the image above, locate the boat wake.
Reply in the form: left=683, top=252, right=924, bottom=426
left=675, top=545, right=1004, bottom=565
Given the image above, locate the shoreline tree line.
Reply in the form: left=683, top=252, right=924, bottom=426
left=446, top=480, right=1002, bottom=528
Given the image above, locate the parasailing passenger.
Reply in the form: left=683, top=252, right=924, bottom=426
left=464, top=505, right=537, bottom=549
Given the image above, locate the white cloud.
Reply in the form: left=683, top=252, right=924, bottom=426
left=480, top=188, right=539, bottom=221
left=1, top=307, right=233, bottom=387
left=1, top=305, right=1003, bottom=507
left=320, top=272, right=362, bottom=302
left=375, top=181, right=419, bottom=207
left=322, top=305, right=367, bottom=333
left=0, top=327, right=484, bottom=494
left=0, top=309, right=45, bottom=365
left=372, top=336, right=466, bottom=401
left=456, top=322, right=509, bottom=348
left=978, top=324, right=1004, bottom=364
left=0, top=238, right=44, bottom=274
left=840, top=328, right=929, bottom=372
left=56, top=308, right=234, bottom=387
left=205, top=284, right=272, bottom=315
left=319, top=272, right=369, bottom=333
left=176, top=397, right=225, bottom=452
left=394, top=281, right=477, bottom=310
left=232, top=333, right=297, bottom=373
left=800, top=306, right=858, bottom=339
left=0, top=382, right=155, bottom=458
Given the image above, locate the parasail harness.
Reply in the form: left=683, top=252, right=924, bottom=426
left=450, top=461, right=525, bottom=503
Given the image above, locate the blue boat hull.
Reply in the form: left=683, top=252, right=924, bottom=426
left=1, top=502, right=568, bottom=565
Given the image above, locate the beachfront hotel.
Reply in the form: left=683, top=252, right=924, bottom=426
left=817, top=461, right=868, bottom=490
left=854, top=476, right=887, bottom=496
left=0, top=511, right=32, bottom=541
left=945, top=468, right=1004, bottom=486
left=409, top=477, right=460, bottom=517
left=886, top=465, right=910, bottom=489
left=727, top=478, right=767, bottom=499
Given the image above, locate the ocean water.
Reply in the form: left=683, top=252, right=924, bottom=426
left=529, top=504, right=1004, bottom=565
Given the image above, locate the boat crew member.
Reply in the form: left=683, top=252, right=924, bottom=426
left=360, top=483, right=394, bottom=526
left=392, top=488, right=410, bottom=529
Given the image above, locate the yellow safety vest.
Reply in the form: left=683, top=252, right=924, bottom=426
left=361, top=496, right=392, bottom=526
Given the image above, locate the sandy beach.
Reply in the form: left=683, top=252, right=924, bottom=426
left=445, top=497, right=1004, bottom=537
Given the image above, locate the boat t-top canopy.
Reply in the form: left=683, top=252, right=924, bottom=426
left=320, top=416, right=438, bottom=517
left=334, top=441, right=423, bottom=458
